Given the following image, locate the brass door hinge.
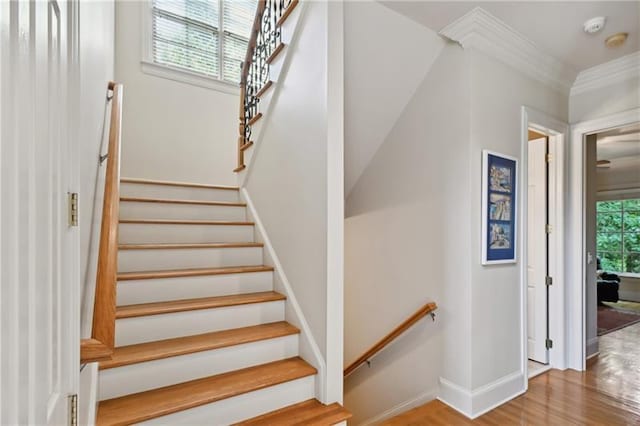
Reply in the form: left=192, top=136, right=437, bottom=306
left=545, top=224, right=552, bottom=234
left=545, top=276, right=553, bottom=286
left=69, top=394, right=78, bottom=426
left=546, top=153, right=552, bottom=163
left=68, top=193, right=78, bottom=227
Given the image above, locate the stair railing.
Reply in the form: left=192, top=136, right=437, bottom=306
left=344, top=301, right=438, bottom=377
left=235, top=0, right=298, bottom=172
left=80, top=81, right=123, bottom=364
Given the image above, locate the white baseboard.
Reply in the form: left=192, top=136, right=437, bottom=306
left=359, top=389, right=437, bottom=426
left=586, top=337, right=599, bottom=359
left=240, top=188, right=327, bottom=400
left=438, top=370, right=525, bottom=419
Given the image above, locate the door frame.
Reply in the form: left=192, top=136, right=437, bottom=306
left=567, top=107, right=640, bottom=371
left=520, top=106, right=568, bottom=386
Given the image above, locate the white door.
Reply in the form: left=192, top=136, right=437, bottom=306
left=527, top=137, right=549, bottom=363
left=0, top=0, right=80, bottom=424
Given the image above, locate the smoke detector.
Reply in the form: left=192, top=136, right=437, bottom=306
left=583, top=17, right=606, bottom=34
left=605, top=33, right=628, bottom=48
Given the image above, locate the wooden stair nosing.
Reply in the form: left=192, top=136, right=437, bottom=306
left=266, top=42, right=285, bottom=64
left=234, top=399, right=351, bottom=426
left=118, top=242, right=264, bottom=250
left=240, top=140, right=254, bottom=152
left=120, top=196, right=246, bottom=207
left=117, top=265, right=274, bottom=281
left=234, top=164, right=247, bottom=173
left=99, top=321, right=299, bottom=370
left=248, top=113, right=263, bottom=126
left=120, top=177, right=239, bottom=191
left=115, top=291, right=285, bottom=319
left=119, top=219, right=254, bottom=226
left=96, top=357, right=317, bottom=426
left=276, top=0, right=299, bottom=27
left=256, top=80, right=273, bottom=98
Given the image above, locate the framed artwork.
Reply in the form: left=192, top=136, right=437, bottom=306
left=482, top=150, right=518, bottom=265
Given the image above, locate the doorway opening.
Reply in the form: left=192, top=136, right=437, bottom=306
left=526, top=129, right=552, bottom=378
left=520, top=106, right=568, bottom=381
left=584, top=122, right=640, bottom=364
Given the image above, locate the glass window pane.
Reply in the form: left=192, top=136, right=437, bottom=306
left=623, top=210, right=640, bottom=233
left=624, top=253, right=640, bottom=274
left=597, top=201, right=622, bottom=212
left=597, top=233, right=622, bottom=252
left=599, top=252, right=623, bottom=272
left=597, top=212, right=622, bottom=233
left=622, top=199, right=640, bottom=211
left=624, top=232, right=640, bottom=254
left=154, top=0, right=218, bottom=27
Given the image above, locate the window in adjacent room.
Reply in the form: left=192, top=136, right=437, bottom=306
left=147, top=0, right=257, bottom=85
left=596, top=199, right=640, bottom=274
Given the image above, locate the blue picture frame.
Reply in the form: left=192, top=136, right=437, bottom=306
left=482, top=150, right=518, bottom=265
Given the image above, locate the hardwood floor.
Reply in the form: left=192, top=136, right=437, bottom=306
left=384, top=322, right=640, bottom=425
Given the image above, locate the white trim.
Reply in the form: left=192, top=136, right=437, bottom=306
left=140, top=61, right=240, bottom=95
left=527, top=364, right=552, bottom=379
left=586, top=337, right=599, bottom=359
left=438, top=371, right=525, bottom=419
left=521, top=107, right=569, bottom=372
left=569, top=107, right=640, bottom=371
left=439, top=7, right=576, bottom=95
left=359, top=389, right=437, bottom=426
left=571, top=52, right=640, bottom=96
left=240, top=188, right=327, bottom=402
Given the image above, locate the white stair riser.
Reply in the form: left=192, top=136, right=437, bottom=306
left=120, top=201, right=246, bottom=221
left=121, top=183, right=239, bottom=202
left=115, top=301, right=285, bottom=346
left=139, top=375, right=315, bottom=425
left=117, top=272, right=273, bottom=305
left=118, top=247, right=263, bottom=272
left=100, top=335, right=299, bottom=400
left=119, top=223, right=254, bottom=244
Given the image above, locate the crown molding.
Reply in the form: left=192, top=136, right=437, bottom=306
left=439, top=7, right=576, bottom=95
left=570, top=51, right=640, bottom=96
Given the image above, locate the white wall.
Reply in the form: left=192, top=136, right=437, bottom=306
left=115, top=1, right=237, bottom=185
left=343, top=1, right=445, bottom=196
left=468, top=51, right=568, bottom=391
left=344, top=43, right=472, bottom=424
left=241, top=0, right=344, bottom=403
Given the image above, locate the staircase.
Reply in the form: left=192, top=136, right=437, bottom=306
left=95, top=178, right=349, bottom=425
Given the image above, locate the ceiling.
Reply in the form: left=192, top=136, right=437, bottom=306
left=597, top=123, right=640, bottom=161
left=380, top=1, right=639, bottom=72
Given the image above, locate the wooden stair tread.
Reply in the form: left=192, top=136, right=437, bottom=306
left=96, top=357, right=317, bottom=426
left=119, top=219, right=254, bottom=226
left=121, top=177, right=238, bottom=191
left=235, top=399, right=351, bottom=425
left=248, top=112, right=263, bottom=126
left=116, top=291, right=285, bottom=319
left=100, top=322, right=299, bottom=370
left=120, top=196, right=246, bottom=207
left=118, top=265, right=274, bottom=281
left=119, top=242, right=264, bottom=250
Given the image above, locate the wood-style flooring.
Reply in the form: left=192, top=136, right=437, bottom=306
left=384, top=322, right=640, bottom=425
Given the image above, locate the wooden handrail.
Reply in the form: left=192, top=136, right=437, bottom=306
left=344, top=302, right=438, bottom=377
left=80, top=81, right=123, bottom=364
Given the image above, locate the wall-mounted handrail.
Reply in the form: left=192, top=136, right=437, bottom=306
left=235, top=0, right=298, bottom=172
left=80, top=81, right=123, bottom=364
left=344, top=302, right=438, bottom=377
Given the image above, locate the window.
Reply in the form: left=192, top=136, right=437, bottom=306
left=596, top=199, right=640, bottom=274
left=149, top=0, right=257, bottom=85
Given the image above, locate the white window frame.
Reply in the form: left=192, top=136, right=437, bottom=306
left=140, top=0, right=240, bottom=95
left=596, top=198, right=640, bottom=275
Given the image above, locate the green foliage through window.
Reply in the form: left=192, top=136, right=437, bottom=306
left=597, top=199, right=640, bottom=273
